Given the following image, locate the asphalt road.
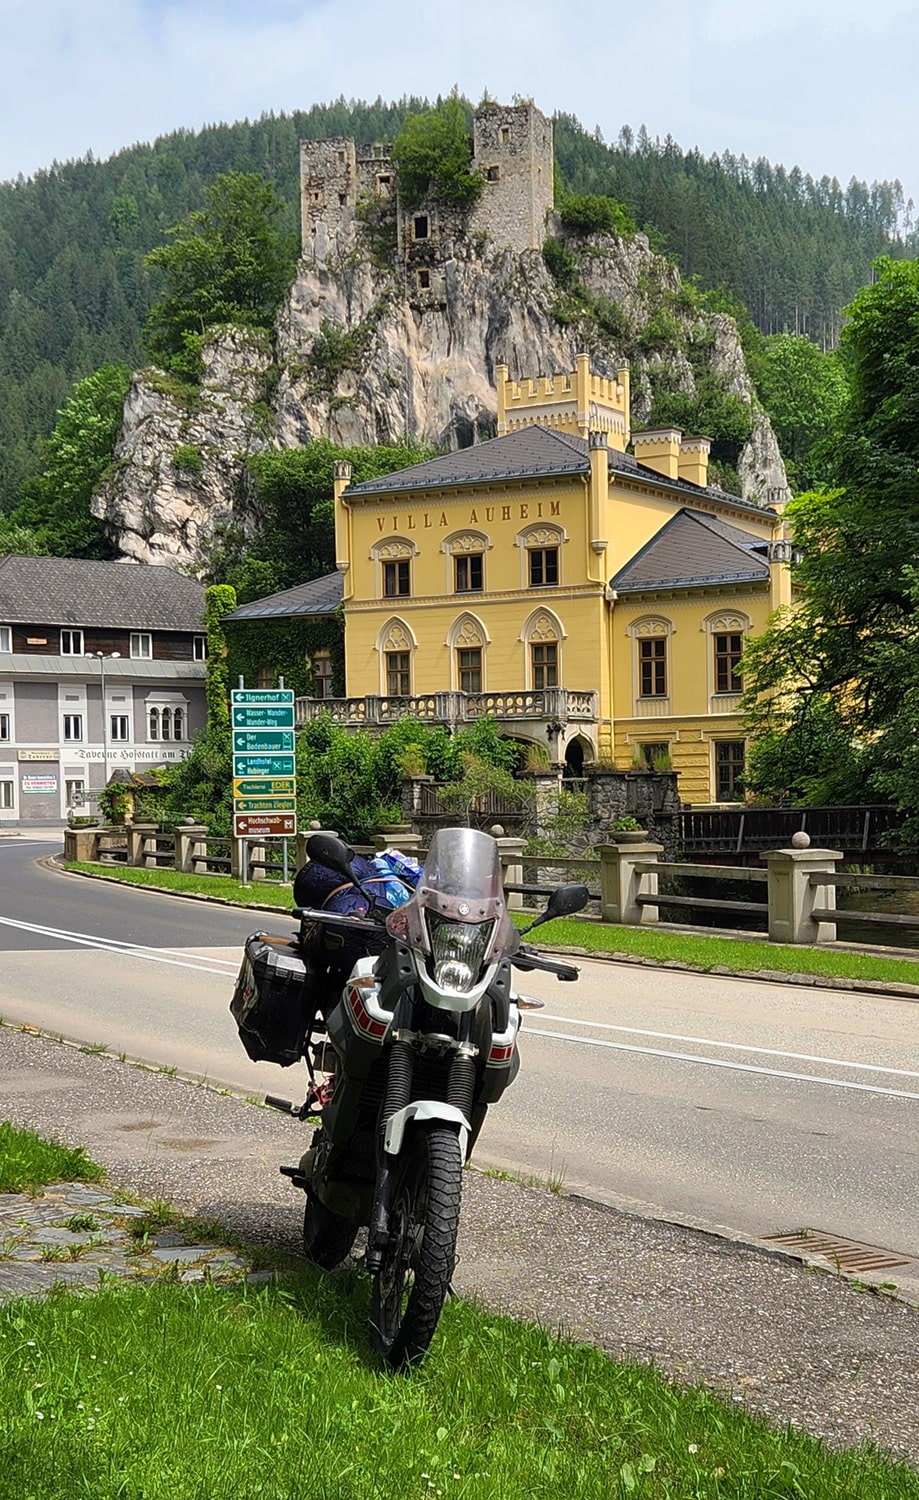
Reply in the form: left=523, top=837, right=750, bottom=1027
left=2, top=835, right=918, bottom=1285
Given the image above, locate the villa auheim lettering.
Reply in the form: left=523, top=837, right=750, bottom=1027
left=376, top=501, right=561, bottom=534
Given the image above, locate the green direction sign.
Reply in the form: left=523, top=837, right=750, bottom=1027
left=232, top=704, right=295, bottom=729
left=231, top=689, right=295, bottom=705
left=232, top=728, right=295, bottom=754
left=233, top=796, right=297, bottom=814
left=232, top=753, right=296, bottom=779
left=232, top=776, right=296, bottom=798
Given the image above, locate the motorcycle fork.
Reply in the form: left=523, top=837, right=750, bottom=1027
left=366, top=1032, right=414, bottom=1273
left=365, top=1009, right=477, bottom=1273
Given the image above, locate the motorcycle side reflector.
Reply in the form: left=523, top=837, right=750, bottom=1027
left=488, top=1040, right=516, bottom=1063
left=347, top=984, right=389, bottom=1038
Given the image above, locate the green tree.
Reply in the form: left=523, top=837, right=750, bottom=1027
left=13, top=364, right=130, bottom=557
left=757, top=334, right=848, bottom=490
left=743, top=257, right=919, bottom=834
left=391, top=96, right=482, bottom=210
left=144, top=172, right=297, bottom=381
left=217, top=439, right=434, bottom=599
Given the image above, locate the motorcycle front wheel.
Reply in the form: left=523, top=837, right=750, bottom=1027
left=369, top=1125, right=462, bottom=1369
left=302, top=1189, right=359, bottom=1270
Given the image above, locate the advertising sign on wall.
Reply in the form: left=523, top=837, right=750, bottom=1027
left=22, top=775, right=58, bottom=793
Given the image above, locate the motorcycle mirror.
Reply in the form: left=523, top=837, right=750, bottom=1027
left=546, top=883, right=591, bottom=920
left=516, top=882, right=590, bottom=936
left=306, top=832, right=356, bottom=882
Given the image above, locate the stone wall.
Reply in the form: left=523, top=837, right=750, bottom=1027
left=584, top=767, right=680, bottom=859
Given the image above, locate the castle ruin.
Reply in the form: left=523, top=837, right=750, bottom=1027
left=299, top=101, right=554, bottom=298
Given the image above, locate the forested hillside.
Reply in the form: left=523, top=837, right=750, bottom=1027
left=0, top=97, right=911, bottom=513
left=553, top=116, right=913, bottom=347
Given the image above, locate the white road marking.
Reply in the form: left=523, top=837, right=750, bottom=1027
left=0, top=912, right=240, bottom=975
left=523, top=1026, right=919, bottom=1101
left=1, top=909, right=914, bottom=1101
left=535, top=1013, right=919, bottom=1081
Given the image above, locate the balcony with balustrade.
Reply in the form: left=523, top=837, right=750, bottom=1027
left=295, top=686, right=600, bottom=747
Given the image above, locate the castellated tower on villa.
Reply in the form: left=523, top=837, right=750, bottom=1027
left=299, top=101, right=554, bottom=285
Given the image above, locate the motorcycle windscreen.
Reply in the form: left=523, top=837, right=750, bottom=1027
left=421, top=827, right=504, bottom=903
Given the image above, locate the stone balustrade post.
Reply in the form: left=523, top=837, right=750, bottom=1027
left=127, top=821, right=159, bottom=869
left=63, top=826, right=101, bottom=863
left=373, top=825, right=425, bottom=856
left=401, top=774, right=433, bottom=823
left=249, top=840, right=267, bottom=881
left=598, top=839, right=662, bottom=924
left=762, top=846, right=842, bottom=944
left=496, top=835, right=526, bottom=911
left=522, top=766, right=563, bottom=839
left=175, top=821, right=209, bottom=875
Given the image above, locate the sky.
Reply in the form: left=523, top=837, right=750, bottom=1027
left=2, top=0, right=918, bottom=214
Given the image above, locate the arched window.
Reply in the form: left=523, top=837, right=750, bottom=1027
left=702, top=611, right=751, bottom=701
left=370, top=537, right=418, bottom=600
left=447, top=613, right=488, bottom=694
left=377, top=617, right=417, bottom=698
left=442, top=530, right=490, bottom=594
left=515, top=523, right=566, bottom=589
left=627, top=617, right=674, bottom=713
left=146, top=694, right=189, bottom=745
left=521, top=608, right=566, bottom=691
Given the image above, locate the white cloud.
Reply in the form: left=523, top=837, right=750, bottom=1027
left=0, top=0, right=916, bottom=207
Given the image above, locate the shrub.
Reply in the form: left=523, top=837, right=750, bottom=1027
left=172, top=444, right=203, bottom=480
left=559, top=194, right=636, bottom=238
left=542, top=237, right=578, bottom=289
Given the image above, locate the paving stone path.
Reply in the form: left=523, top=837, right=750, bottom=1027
left=0, top=1181, right=263, bottom=1299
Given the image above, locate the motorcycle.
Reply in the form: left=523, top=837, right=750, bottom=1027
left=231, top=825, right=588, bottom=1368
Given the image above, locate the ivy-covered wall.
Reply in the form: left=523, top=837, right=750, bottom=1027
left=225, top=612, right=344, bottom=697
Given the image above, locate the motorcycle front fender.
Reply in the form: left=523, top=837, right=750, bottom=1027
left=383, top=1101, right=470, bottom=1160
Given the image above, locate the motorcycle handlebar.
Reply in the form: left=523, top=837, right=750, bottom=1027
left=292, top=906, right=386, bottom=932
left=512, top=946, right=580, bottom=982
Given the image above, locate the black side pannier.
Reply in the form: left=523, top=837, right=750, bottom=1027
left=231, top=932, right=318, bottom=1067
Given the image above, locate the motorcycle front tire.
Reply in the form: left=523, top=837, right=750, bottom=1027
left=302, top=1189, right=359, bottom=1270
left=369, top=1125, right=462, bottom=1369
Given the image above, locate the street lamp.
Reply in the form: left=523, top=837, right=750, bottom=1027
left=86, top=651, right=121, bottom=793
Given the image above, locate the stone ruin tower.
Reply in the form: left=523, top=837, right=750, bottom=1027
left=468, top=101, right=554, bottom=255
left=298, top=101, right=554, bottom=289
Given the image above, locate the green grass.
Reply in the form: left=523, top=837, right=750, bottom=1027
left=62, top=861, right=293, bottom=908
left=515, top=914, right=919, bottom=987
left=2, top=1274, right=917, bottom=1500
left=0, top=1122, right=104, bottom=1195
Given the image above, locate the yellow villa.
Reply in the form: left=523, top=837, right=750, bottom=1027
left=235, top=357, right=793, bottom=807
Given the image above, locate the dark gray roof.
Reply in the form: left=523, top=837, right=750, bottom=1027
left=344, top=427, right=590, bottom=496
left=343, top=425, right=771, bottom=515
left=609, top=510, right=770, bottom=594
left=225, top=572, right=342, bottom=621
left=0, top=555, right=205, bottom=630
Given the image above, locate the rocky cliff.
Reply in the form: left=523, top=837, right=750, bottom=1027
left=94, top=224, right=788, bottom=570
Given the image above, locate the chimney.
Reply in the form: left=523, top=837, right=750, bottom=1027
left=588, top=430, right=609, bottom=561
left=333, top=460, right=353, bottom=599
left=632, top=427, right=683, bottom=481
left=495, top=362, right=509, bottom=435
left=678, top=435, right=711, bottom=488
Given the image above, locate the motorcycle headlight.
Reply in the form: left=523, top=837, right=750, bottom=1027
left=426, top=915, right=493, bottom=993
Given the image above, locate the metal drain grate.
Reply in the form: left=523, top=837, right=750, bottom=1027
left=767, top=1229, right=912, bottom=1273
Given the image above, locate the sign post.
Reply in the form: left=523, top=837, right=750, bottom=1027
left=231, top=687, right=298, bottom=883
